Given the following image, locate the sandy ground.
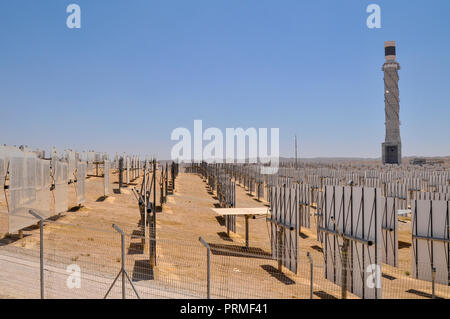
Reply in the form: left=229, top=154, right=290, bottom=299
left=0, top=168, right=449, bottom=299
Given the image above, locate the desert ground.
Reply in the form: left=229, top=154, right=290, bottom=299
left=0, top=167, right=448, bottom=299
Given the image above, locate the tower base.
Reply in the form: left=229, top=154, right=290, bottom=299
left=382, top=142, right=402, bottom=165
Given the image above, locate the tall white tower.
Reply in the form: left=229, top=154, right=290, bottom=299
left=382, top=41, right=402, bottom=164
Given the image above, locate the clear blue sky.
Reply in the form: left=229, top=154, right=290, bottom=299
left=1, top=0, right=449, bottom=159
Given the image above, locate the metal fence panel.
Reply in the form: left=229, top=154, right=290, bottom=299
left=322, top=186, right=382, bottom=299
left=381, top=197, right=398, bottom=266
left=104, top=160, right=110, bottom=197
left=126, top=157, right=130, bottom=185
left=9, top=152, right=37, bottom=233
left=54, top=160, right=68, bottom=214
left=35, top=159, right=51, bottom=219
left=412, top=199, right=450, bottom=285
left=270, top=186, right=298, bottom=274
left=0, top=157, right=5, bottom=187
left=77, top=162, right=86, bottom=205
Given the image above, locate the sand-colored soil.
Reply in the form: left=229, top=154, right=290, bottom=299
left=0, top=169, right=449, bottom=299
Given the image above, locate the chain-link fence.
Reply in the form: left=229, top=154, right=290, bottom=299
left=0, top=211, right=449, bottom=299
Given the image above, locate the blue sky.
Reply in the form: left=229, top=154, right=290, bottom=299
left=1, top=0, right=449, bottom=159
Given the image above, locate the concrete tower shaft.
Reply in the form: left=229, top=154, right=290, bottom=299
left=382, top=41, right=402, bottom=165
left=383, top=61, right=401, bottom=143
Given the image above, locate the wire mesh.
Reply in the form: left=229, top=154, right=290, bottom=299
left=0, top=213, right=449, bottom=299
left=1, top=161, right=449, bottom=300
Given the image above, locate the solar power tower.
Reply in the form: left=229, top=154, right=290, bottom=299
left=381, top=41, right=402, bottom=165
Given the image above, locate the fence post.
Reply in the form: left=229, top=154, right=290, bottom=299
left=199, top=237, right=211, bottom=299
left=28, top=210, right=44, bottom=299
left=118, top=157, right=123, bottom=192
left=341, top=239, right=349, bottom=299
left=245, top=215, right=249, bottom=248
left=277, top=228, right=283, bottom=272
left=306, top=252, right=313, bottom=299
left=104, top=224, right=141, bottom=299
left=121, top=228, right=126, bottom=299
left=431, top=267, right=436, bottom=299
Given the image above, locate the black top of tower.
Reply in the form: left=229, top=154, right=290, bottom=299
left=385, top=46, right=396, bottom=56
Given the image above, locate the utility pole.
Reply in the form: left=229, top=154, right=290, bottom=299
left=294, top=135, right=298, bottom=169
